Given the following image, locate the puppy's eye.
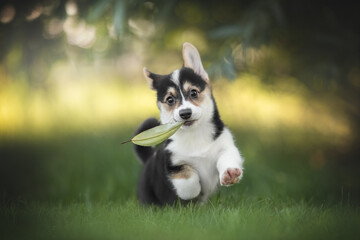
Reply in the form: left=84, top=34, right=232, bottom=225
left=166, top=96, right=175, bottom=106
left=190, top=89, right=198, bottom=99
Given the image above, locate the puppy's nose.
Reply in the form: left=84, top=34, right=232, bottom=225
left=179, top=108, right=192, bottom=120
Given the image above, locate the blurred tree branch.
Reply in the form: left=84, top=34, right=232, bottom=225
left=0, top=0, right=358, bottom=89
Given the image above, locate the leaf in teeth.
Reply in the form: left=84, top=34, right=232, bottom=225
left=121, top=121, right=184, bottom=146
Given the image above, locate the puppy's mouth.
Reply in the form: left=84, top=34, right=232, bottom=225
left=183, top=120, right=196, bottom=126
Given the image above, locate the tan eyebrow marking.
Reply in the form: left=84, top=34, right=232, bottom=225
left=183, top=81, right=200, bottom=93
left=161, top=86, right=180, bottom=112
left=182, top=81, right=211, bottom=106
left=163, top=87, right=177, bottom=102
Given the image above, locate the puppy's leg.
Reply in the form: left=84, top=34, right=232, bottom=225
left=217, top=146, right=244, bottom=186
left=170, top=165, right=201, bottom=200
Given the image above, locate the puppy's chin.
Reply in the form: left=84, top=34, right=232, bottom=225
left=183, top=120, right=196, bottom=126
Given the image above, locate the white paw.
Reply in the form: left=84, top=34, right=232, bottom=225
left=220, top=168, right=242, bottom=186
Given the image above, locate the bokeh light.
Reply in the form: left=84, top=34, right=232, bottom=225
left=0, top=5, right=15, bottom=24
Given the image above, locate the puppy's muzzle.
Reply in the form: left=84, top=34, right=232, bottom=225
left=179, top=108, right=192, bottom=120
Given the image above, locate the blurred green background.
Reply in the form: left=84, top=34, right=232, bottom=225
left=0, top=0, right=359, bottom=239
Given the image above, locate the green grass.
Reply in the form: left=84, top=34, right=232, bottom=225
left=1, top=125, right=359, bottom=239
left=2, top=199, right=359, bottom=240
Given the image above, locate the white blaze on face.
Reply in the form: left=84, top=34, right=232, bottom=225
left=171, top=69, right=186, bottom=103
left=170, top=70, right=201, bottom=123
left=171, top=70, right=180, bottom=86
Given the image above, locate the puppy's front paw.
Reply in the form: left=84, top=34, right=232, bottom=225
left=221, top=168, right=242, bottom=186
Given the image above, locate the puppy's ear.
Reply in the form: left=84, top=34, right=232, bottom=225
left=182, top=42, right=209, bottom=83
left=143, top=67, right=162, bottom=90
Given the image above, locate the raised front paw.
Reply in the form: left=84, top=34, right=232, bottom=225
left=221, top=168, right=242, bottom=186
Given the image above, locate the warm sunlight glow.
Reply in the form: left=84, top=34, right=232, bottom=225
left=0, top=66, right=351, bottom=144
left=215, top=75, right=350, bottom=139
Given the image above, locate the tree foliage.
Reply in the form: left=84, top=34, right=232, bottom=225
left=0, top=0, right=359, bottom=88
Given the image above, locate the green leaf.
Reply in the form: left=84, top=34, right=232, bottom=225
left=122, top=121, right=184, bottom=146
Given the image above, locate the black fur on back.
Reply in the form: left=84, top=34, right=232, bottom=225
left=211, top=96, right=225, bottom=140
left=133, top=118, right=160, bottom=163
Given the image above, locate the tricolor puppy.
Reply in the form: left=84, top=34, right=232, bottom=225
left=135, top=42, right=244, bottom=205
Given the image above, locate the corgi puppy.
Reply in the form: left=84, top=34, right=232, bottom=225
left=134, top=42, right=244, bottom=205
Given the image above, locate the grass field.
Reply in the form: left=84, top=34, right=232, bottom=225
left=1, top=125, right=359, bottom=240
left=2, top=198, right=359, bottom=240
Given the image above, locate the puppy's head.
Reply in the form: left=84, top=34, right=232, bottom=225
left=143, top=43, right=214, bottom=128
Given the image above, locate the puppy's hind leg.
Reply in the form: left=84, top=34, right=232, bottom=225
left=170, top=165, right=201, bottom=200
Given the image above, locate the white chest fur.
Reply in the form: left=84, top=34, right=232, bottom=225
left=166, top=125, right=240, bottom=201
